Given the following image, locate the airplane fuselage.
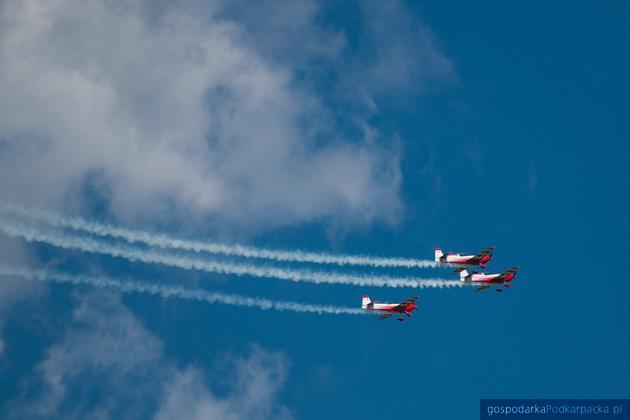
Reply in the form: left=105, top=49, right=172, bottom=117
left=366, top=302, right=417, bottom=314
left=435, top=247, right=495, bottom=269
left=462, top=272, right=516, bottom=284
left=442, top=254, right=492, bottom=266
left=362, top=295, right=419, bottom=320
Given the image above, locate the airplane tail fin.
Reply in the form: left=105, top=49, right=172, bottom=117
left=460, top=270, right=469, bottom=281
left=434, top=248, right=444, bottom=262
left=361, top=296, right=372, bottom=309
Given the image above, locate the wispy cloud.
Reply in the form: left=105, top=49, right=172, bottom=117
left=5, top=292, right=292, bottom=419
left=343, top=0, right=456, bottom=111
left=0, top=234, right=43, bottom=357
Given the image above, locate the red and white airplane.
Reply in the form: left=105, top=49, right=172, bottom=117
left=362, top=296, right=419, bottom=321
left=435, top=246, right=494, bottom=272
left=460, top=267, right=519, bottom=292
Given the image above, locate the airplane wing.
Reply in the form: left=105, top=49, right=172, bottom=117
left=379, top=313, right=393, bottom=320
left=494, top=267, right=519, bottom=281
left=390, top=296, right=419, bottom=312
left=472, top=246, right=494, bottom=261
left=475, top=285, right=492, bottom=293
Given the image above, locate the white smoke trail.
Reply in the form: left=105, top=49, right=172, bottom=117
left=0, top=265, right=367, bottom=315
left=0, top=202, right=438, bottom=268
left=0, top=219, right=464, bottom=289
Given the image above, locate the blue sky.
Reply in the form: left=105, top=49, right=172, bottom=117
left=0, top=1, right=629, bottom=419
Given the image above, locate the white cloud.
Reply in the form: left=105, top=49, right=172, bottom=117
left=6, top=291, right=291, bottom=419
left=0, top=0, right=410, bottom=232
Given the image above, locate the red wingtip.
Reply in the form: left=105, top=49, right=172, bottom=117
left=362, top=295, right=369, bottom=298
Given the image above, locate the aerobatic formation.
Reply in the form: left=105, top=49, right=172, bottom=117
left=363, top=247, right=520, bottom=321
left=0, top=202, right=522, bottom=321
